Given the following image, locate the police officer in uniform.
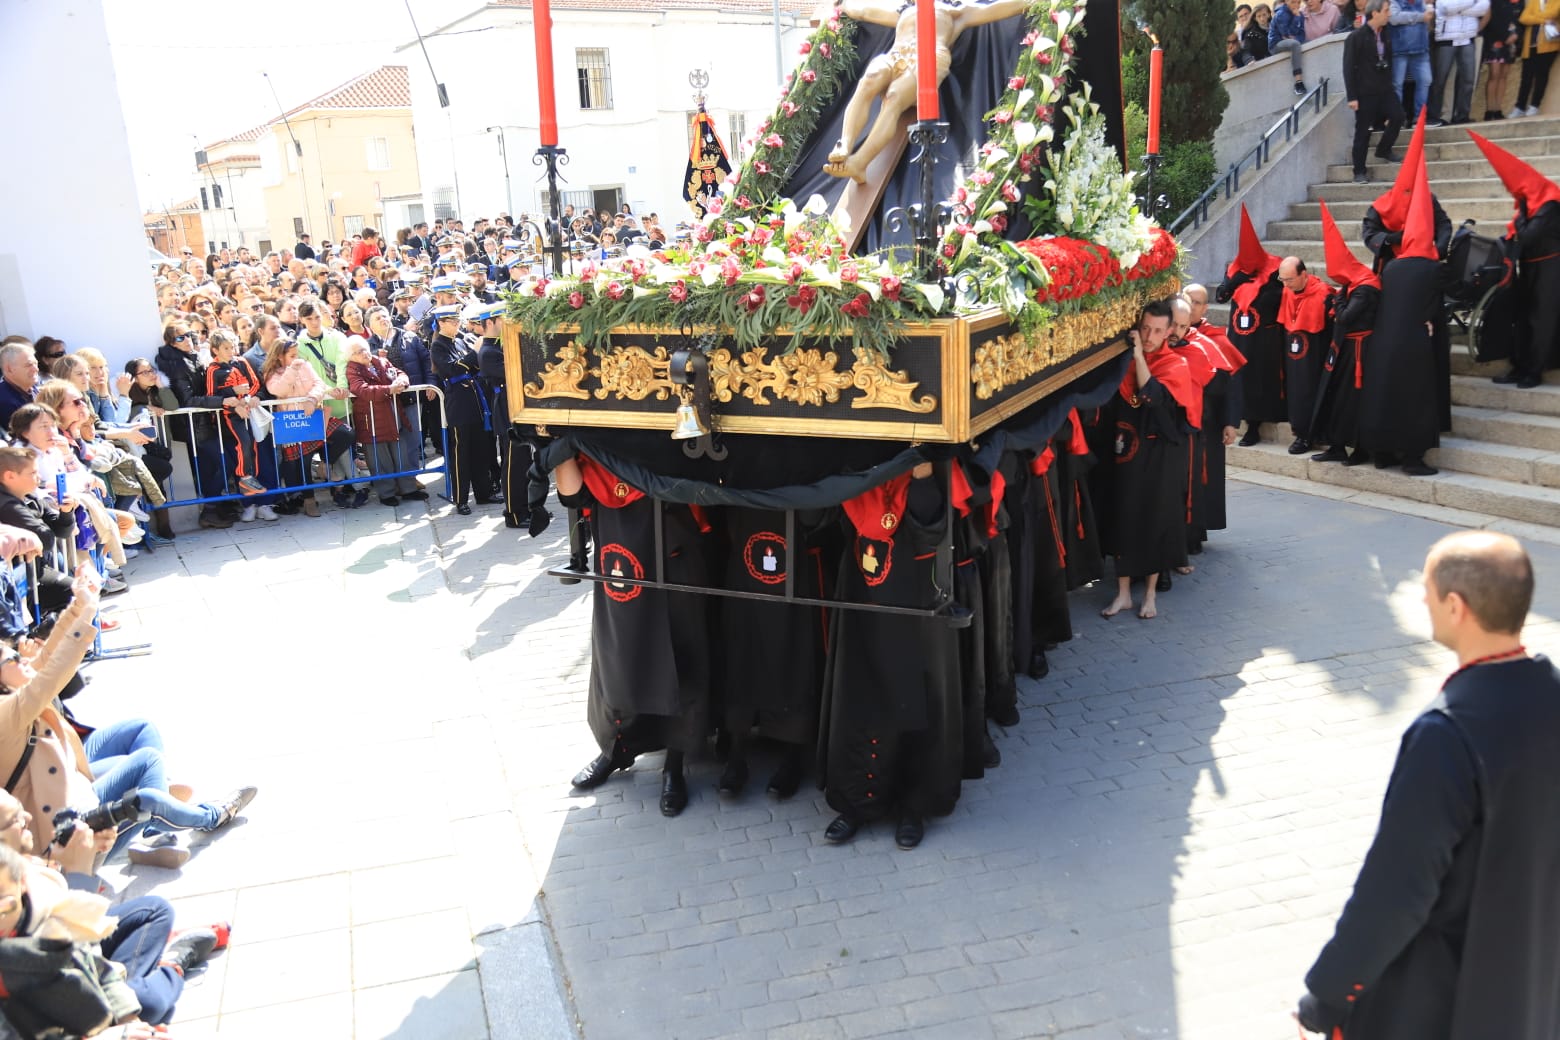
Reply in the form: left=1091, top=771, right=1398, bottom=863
left=428, top=304, right=498, bottom=515
left=419, top=278, right=463, bottom=341
left=472, top=301, right=533, bottom=530
left=466, top=263, right=499, bottom=304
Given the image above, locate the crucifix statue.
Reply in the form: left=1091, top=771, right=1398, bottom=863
left=824, top=0, right=1028, bottom=184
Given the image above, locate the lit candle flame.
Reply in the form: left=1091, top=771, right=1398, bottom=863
left=1142, top=25, right=1160, bottom=46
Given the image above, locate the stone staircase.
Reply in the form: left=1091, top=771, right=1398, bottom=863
left=1207, top=115, right=1560, bottom=531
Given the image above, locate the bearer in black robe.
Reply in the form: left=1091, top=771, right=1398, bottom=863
left=1469, top=131, right=1560, bottom=388
left=1276, top=256, right=1334, bottom=455
left=817, top=463, right=963, bottom=850
left=1360, top=155, right=1446, bottom=476
left=950, top=460, right=1002, bottom=776
left=1310, top=200, right=1380, bottom=466
left=1181, top=285, right=1245, bottom=538
left=1298, top=531, right=1560, bottom=1040
left=715, top=507, right=828, bottom=800
left=1100, top=299, right=1201, bottom=621
left=557, top=456, right=712, bottom=817
left=1168, top=297, right=1216, bottom=563
left=1216, top=205, right=1285, bottom=446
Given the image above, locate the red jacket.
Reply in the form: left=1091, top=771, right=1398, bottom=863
left=350, top=240, right=381, bottom=270
left=347, top=357, right=406, bottom=443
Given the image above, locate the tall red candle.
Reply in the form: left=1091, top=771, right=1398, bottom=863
left=916, top=0, right=938, bottom=121
left=534, top=0, right=559, bottom=146
left=1146, top=43, right=1163, bottom=155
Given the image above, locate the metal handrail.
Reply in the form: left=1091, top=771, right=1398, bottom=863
left=1167, top=78, right=1332, bottom=236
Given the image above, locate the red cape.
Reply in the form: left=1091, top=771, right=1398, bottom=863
left=1278, top=274, right=1332, bottom=334
left=1190, top=320, right=1246, bottom=372
left=1121, top=346, right=1204, bottom=430
left=579, top=455, right=645, bottom=509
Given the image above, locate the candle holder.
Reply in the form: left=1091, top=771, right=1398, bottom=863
left=1140, top=151, right=1165, bottom=222
left=907, top=119, right=950, bottom=282
left=533, top=144, right=570, bottom=277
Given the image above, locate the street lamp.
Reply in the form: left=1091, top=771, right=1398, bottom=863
left=486, top=126, right=514, bottom=221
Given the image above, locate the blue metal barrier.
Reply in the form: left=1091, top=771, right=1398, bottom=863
left=151, top=384, right=451, bottom=511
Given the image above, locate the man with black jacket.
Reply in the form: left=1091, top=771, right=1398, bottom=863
left=293, top=233, right=315, bottom=261
left=0, top=448, right=78, bottom=610
left=1345, top=0, right=1403, bottom=183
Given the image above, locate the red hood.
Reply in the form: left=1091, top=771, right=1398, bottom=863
left=1321, top=199, right=1380, bottom=291
left=1372, top=108, right=1426, bottom=231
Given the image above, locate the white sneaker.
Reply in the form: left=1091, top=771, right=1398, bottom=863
left=128, top=502, right=150, bottom=522
left=1527, top=105, right=1542, bottom=116
left=256, top=505, right=279, bottom=522
left=1510, top=107, right=1529, bottom=118
left=239, top=504, right=257, bottom=523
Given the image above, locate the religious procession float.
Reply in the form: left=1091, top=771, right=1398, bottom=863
left=501, top=0, right=1180, bottom=617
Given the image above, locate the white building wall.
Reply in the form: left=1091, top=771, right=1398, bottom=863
left=0, top=0, right=160, bottom=365
left=406, top=8, right=808, bottom=227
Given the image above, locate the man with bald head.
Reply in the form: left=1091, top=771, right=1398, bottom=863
left=1277, top=256, right=1333, bottom=455
left=1298, top=531, right=1560, bottom=1039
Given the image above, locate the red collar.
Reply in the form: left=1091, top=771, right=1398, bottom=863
left=842, top=473, right=911, bottom=540
left=578, top=455, right=645, bottom=509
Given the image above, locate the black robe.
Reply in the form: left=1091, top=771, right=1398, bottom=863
left=1360, top=256, right=1447, bottom=459
left=1512, top=200, right=1560, bottom=376
left=817, top=473, right=963, bottom=822
left=1106, top=381, right=1189, bottom=580
left=717, top=507, right=827, bottom=748
left=1306, top=655, right=1560, bottom=1039
left=1200, top=367, right=1236, bottom=532
left=1218, top=272, right=1286, bottom=427
left=1311, top=283, right=1380, bottom=450
left=559, top=461, right=711, bottom=757
left=1281, top=280, right=1333, bottom=442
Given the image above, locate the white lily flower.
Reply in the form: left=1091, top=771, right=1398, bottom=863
left=916, top=282, right=945, bottom=313
left=1013, top=122, right=1038, bottom=149
left=761, top=246, right=789, bottom=265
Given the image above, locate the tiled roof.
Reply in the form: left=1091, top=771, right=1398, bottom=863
left=208, top=153, right=261, bottom=165
left=206, top=66, right=409, bottom=150
left=492, top=0, right=815, bottom=14
left=280, top=65, right=410, bottom=120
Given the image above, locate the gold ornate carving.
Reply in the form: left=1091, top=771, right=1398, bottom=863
left=523, top=340, right=592, bottom=401
left=592, top=345, right=676, bottom=401
left=970, top=294, right=1146, bottom=400
left=849, top=355, right=937, bottom=414
left=708, top=346, right=853, bottom=407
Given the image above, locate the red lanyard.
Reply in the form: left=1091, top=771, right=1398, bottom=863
left=1441, top=646, right=1527, bottom=689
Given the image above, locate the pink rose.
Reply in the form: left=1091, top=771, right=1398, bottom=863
left=943, top=243, right=957, bottom=258
left=737, top=194, right=753, bottom=209
left=722, top=256, right=742, bottom=287
left=989, top=214, right=1008, bottom=234
left=879, top=274, right=902, bottom=301
left=993, top=110, right=1013, bottom=124
left=742, top=285, right=767, bottom=312
left=669, top=280, right=688, bottom=303
left=782, top=101, right=798, bottom=117
left=706, top=195, right=724, bottom=216
left=840, top=262, right=860, bottom=283
left=1001, top=182, right=1020, bottom=202
left=763, top=133, right=784, bottom=148
left=605, top=281, right=625, bottom=301
left=568, top=291, right=585, bottom=309
left=580, top=260, right=597, bottom=281
left=1008, top=76, right=1026, bottom=91
left=954, top=186, right=968, bottom=204
left=1038, top=51, right=1053, bottom=65
left=787, top=261, right=805, bottom=283
left=750, top=226, right=774, bottom=248
left=820, top=42, right=832, bottom=58
left=755, top=161, right=772, bottom=175
left=534, top=279, right=549, bottom=297
left=799, top=41, right=812, bottom=54
left=1021, top=30, right=1038, bottom=46
left=971, top=169, right=994, bottom=187
left=801, top=69, right=817, bottom=83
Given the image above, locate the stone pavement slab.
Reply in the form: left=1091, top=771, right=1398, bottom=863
left=79, top=478, right=1560, bottom=1038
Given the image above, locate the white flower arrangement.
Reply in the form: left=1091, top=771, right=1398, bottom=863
left=1043, top=88, right=1155, bottom=271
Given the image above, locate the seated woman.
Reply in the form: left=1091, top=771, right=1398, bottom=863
left=40, top=370, right=167, bottom=539
left=260, top=339, right=353, bottom=518
left=0, top=568, right=256, bottom=869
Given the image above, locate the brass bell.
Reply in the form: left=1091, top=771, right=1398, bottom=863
left=671, top=401, right=709, bottom=440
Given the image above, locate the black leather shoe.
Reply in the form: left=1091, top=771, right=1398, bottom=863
left=504, top=514, right=524, bottom=529
left=766, top=757, right=803, bottom=799
left=990, top=703, right=1021, bottom=726
left=1287, top=437, right=1311, bottom=455
left=1344, top=449, right=1371, bottom=467
left=1373, top=452, right=1399, bottom=470
left=1375, top=149, right=1401, bottom=163
left=660, top=770, right=689, bottom=817
left=895, top=811, right=924, bottom=850
left=456, top=503, right=473, bottom=516
left=1401, top=457, right=1439, bottom=476
left=717, top=758, right=748, bottom=797
left=1238, top=428, right=1260, bottom=447
left=1516, top=374, right=1542, bottom=389
left=982, top=731, right=1001, bottom=769
left=1492, top=369, right=1525, bottom=384
left=404, top=489, right=430, bottom=501
left=1028, top=649, right=1049, bottom=680
left=1311, top=446, right=1349, bottom=463
left=1156, top=573, right=1172, bottom=593
left=571, top=748, right=631, bottom=789
left=824, top=814, right=859, bottom=843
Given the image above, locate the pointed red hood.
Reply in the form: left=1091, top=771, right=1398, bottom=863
left=1468, top=130, right=1560, bottom=220
left=1398, top=154, right=1440, bottom=262
left=1372, top=108, right=1427, bottom=231
left=1320, top=200, right=1380, bottom=291
left=1226, top=204, right=1280, bottom=280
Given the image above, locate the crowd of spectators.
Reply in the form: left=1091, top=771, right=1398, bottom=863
left=1227, top=0, right=1555, bottom=123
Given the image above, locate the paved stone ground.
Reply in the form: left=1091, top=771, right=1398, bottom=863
left=80, top=473, right=1560, bottom=1039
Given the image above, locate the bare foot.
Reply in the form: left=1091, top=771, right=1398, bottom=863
left=1138, top=599, right=1158, bottom=620
left=823, top=156, right=868, bottom=184
left=1175, top=565, right=1195, bottom=575
left=1101, top=595, right=1133, bottom=618
left=827, top=140, right=849, bottom=165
